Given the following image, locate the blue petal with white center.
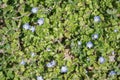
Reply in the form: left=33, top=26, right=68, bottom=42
left=61, top=66, right=68, bottom=73
left=23, top=23, right=30, bottom=30
left=31, top=7, right=38, bottom=13
left=92, top=34, right=99, bottom=40
left=86, top=41, right=93, bottom=48
left=109, top=70, right=116, bottom=76
left=37, top=18, right=44, bottom=26
left=94, top=16, right=101, bottom=22
left=98, top=56, right=105, bottom=64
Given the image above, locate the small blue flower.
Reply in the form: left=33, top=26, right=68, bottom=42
left=46, top=48, right=51, bottom=51
left=92, top=34, right=99, bottom=40
left=78, top=41, right=82, bottom=45
left=37, top=18, right=44, bottom=26
left=37, top=76, right=44, bottom=80
left=109, top=70, right=116, bottom=76
left=86, top=41, right=93, bottom=48
left=98, top=56, right=105, bottom=64
left=29, top=26, right=35, bottom=32
left=46, top=63, right=53, bottom=68
left=51, top=60, right=56, bottom=66
left=20, top=60, right=26, bottom=65
left=61, top=66, right=68, bottom=73
left=31, top=7, right=38, bottom=13
left=46, top=60, right=56, bottom=68
left=23, top=23, right=30, bottom=30
left=94, top=16, right=100, bottom=22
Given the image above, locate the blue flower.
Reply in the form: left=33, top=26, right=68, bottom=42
left=61, top=66, right=68, bottom=73
left=29, top=26, right=35, bottom=32
left=51, top=60, right=56, bottom=66
left=46, top=48, right=51, bottom=51
left=98, top=56, right=105, bottom=64
left=37, top=18, right=44, bottom=26
left=20, top=60, right=26, bottom=65
left=92, top=34, right=99, bottom=40
left=46, top=60, right=56, bottom=68
left=109, top=70, right=116, bottom=76
left=86, top=41, right=93, bottom=48
left=85, top=69, right=88, bottom=74
left=23, top=23, right=30, bottom=30
left=31, top=7, right=38, bottom=13
left=46, top=63, right=53, bottom=68
left=37, top=76, right=44, bottom=80
left=94, top=16, right=100, bottom=22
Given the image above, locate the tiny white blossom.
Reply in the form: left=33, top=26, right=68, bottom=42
left=87, top=57, right=90, bottom=61
left=98, top=56, right=105, bottom=64
left=114, top=29, right=118, bottom=33
left=20, top=60, right=26, bottom=65
left=78, top=41, right=82, bottom=45
left=86, top=41, right=93, bottom=48
left=112, top=51, right=115, bottom=55
left=92, top=34, right=99, bottom=40
left=37, top=18, right=44, bottom=26
left=61, top=66, right=68, bottom=73
left=23, top=23, right=30, bottom=30
left=31, top=52, right=35, bottom=57
left=109, top=71, right=116, bottom=76
left=46, top=60, right=56, bottom=68
left=31, top=7, right=38, bottom=13
left=109, top=56, right=115, bottom=62
left=94, top=16, right=100, bottom=22
left=37, top=76, right=43, bottom=80
left=29, top=26, right=35, bottom=32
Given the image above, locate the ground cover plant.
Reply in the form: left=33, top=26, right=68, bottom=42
left=0, top=0, right=120, bottom=80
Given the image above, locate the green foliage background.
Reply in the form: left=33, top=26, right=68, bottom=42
left=0, top=0, right=120, bottom=80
